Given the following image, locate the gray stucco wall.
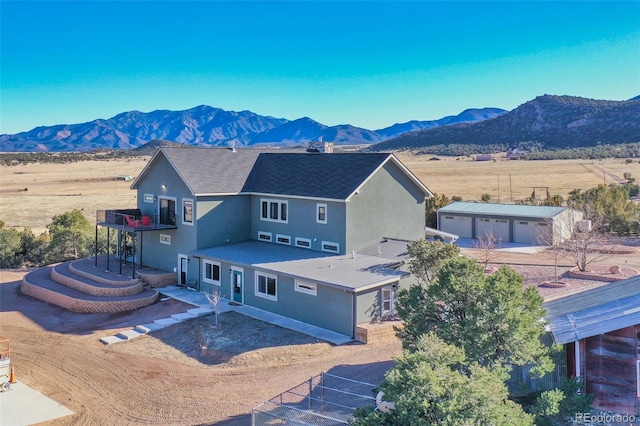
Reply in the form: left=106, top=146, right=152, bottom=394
left=136, top=155, right=196, bottom=273
left=249, top=196, right=347, bottom=254
left=197, top=259, right=355, bottom=336
left=346, top=162, right=426, bottom=252
left=196, top=195, right=252, bottom=249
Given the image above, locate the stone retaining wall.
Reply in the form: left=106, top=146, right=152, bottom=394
left=69, top=261, right=141, bottom=286
left=355, top=321, right=401, bottom=344
left=21, top=277, right=159, bottom=313
left=51, top=266, right=144, bottom=297
left=137, top=271, right=177, bottom=288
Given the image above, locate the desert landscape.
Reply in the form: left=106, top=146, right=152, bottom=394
left=1, top=152, right=640, bottom=425
left=2, top=153, right=640, bottom=234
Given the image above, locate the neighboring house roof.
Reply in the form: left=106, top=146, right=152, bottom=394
left=438, top=202, right=569, bottom=219
left=192, top=239, right=409, bottom=292
left=132, top=146, right=432, bottom=200
left=543, top=275, right=640, bottom=344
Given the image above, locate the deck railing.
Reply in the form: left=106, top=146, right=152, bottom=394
left=96, top=209, right=176, bottom=231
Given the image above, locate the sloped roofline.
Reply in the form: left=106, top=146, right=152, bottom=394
left=130, top=148, right=197, bottom=195
left=345, top=153, right=433, bottom=202
left=132, top=148, right=433, bottom=201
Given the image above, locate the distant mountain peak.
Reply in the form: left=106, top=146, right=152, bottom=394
left=371, top=94, right=640, bottom=152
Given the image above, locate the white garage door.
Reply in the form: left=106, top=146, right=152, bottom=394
left=514, top=220, right=550, bottom=245
left=474, top=218, right=510, bottom=242
left=439, top=215, right=472, bottom=239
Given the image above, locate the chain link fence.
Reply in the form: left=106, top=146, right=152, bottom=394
left=252, top=372, right=378, bottom=425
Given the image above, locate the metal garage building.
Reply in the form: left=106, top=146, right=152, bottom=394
left=437, top=202, right=584, bottom=245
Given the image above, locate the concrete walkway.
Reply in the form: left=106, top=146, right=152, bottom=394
left=100, top=286, right=352, bottom=346
left=0, top=381, right=74, bottom=425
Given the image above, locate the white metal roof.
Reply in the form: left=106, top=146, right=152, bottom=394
left=543, top=275, right=640, bottom=344
left=438, top=202, right=569, bottom=219
left=192, top=240, right=408, bottom=292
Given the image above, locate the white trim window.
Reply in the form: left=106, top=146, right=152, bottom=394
left=260, top=198, right=288, bottom=223
left=295, top=280, right=317, bottom=296
left=203, top=260, right=221, bottom=286
left=255, top=272, right=277, bottom=301
left=143, top=193, right=154, bottom=203
left=381, top=287, right=394, bottom=316
left=182, top=198, right=194, bottom=225
left=321, top=241, right=340, bottom=253
left=276, top=234, right=291, bottom=245
left=316, top=203, right=327, bottom=224
left=295, top=237, right=312, bottom=249
left=258, top=231, right=272, bottom=242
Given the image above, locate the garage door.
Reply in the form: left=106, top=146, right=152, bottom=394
left=514, top=220, right=550, bottom=245
left=439, top=215, right=472, bottom=238
left=474, top=218, right=510, bottom=242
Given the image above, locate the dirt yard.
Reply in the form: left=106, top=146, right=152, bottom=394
left=2, top=241, right=639, bottom=425
left=0, top=269, right=399, bottom=425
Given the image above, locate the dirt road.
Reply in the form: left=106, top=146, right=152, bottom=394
left=0, top=270, right=399, bottom=425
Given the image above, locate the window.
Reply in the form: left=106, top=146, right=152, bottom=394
left=321, top=241, right=340, bottom=253
left=295, top=281, right=317, bottom=296
left=444, top=216, right=454, bottom=220
left=480, top=218, right=490, bottom=222
left=203, top=260, right=221, bottom=285
left=295, top=237, right=311, bottom=248
left=260, top=198, right=288, bottom=223
left=258, top=231, right=272, bottom=242
left=182, top=198, right=194, bottom=225
left=496, top=219, right=507, bottom=223
left=255, top=272, right=277, bottom=301
left=159, top=197, right=176, bottom=226
left=381, top=287, right=394, bottom=315
left=160, top=234, right=171, bottom=245
left=519, top=221, right=528, bottom=225
left=143, top=193, right=154, bottom=203
left=276, top=234, right=291, bottom=245
left=316, top=203, right=327, bottom=224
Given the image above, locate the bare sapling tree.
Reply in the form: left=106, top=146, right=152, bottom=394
left=561, top=207, right=609, bottom=272
left=205, top=289, right=224, bottom=327
left=474, top=229, right=504, bottom=270
left=536, top=218, right=568, bottom=285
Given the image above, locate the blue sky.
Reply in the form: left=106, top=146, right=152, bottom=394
left=1, top=1, right=639, bottom=134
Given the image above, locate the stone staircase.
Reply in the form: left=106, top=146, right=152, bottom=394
left=21, top=259, right=159, bottom=313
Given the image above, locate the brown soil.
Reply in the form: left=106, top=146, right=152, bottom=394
left=0, top=270, right=398, bottom=425
left=1, top=240, right=638, bottom=425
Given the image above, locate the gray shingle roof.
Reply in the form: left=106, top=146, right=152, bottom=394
left=150, top=147, right=263, bottom=195
left=242, top=152, right=393, bottom=199
left=134, top=147, right=427, bottom=200
left=438, top=202, right=568, bottom=218
left=543, top=275, right=640, bottom=344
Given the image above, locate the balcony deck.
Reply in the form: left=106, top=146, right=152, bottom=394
left=96, top=209, right=177, bottom=232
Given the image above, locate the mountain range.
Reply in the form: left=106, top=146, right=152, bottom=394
left=0, top=95, right=637, bottom=153
left=373, top=95, right=640, bottom=152
left=0, top=106, right=505, bottom=152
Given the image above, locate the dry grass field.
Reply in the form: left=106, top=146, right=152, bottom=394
left=1, top=153, right=640, bottom=234
left=397, top=153, right=640, bottom=201
left=0, top=157, right=150, bottom=234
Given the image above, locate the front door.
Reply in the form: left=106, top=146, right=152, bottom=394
left=231, top=267, right=243, bottom=304
left=178, top=254, right=188, bottom=287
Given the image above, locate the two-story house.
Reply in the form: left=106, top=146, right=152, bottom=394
left=124, top=146, right=431, bottom=339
